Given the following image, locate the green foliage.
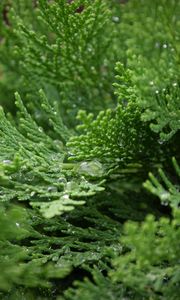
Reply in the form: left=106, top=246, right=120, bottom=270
left=0, top=0, right=179, bottom=299
left=0, top=0, right=118, bottom=119
left=0, top=188, right=159, bottom=298
left=118, top=0, right=180, bottom=141
left=0, top=92, right=105, bottom=217
left=144, top=157, right=180, bottom=208
left=0, top=204, right=71, bottom=292
left=62, top=268, right=128, bottom=300
left=67, top=63, right=158, bottom=163
left=111, top=209, right=180, bottom=300
left=141, top=82, right=180, bottom=142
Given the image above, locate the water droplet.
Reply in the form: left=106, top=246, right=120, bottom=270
left=149, top=81, right=154, bottom=86
left=54, top=140, right=63, bottom=149
left=66, top=181, right=78, bottom=191
left=62, top=194, right=69, bottom=200
left=163, top=44, right=168, bottom=49
left=173, top=82, right=177, bottom=87
left=58, top=177, right=67, bottom=185
left=158, top=139, right=164, bottom=145
left=16, top=222, right=20, bottom=227
left=80, top=176, right=88, bottom=184
left=155, top=90, right=159, bottom=94
left=87, top=47, right=93, bottom=53
left=155, top=42, right=160, bottom=48
left=50, top=154, right=57, bottom=161
left=3, top=160, right=12, bottom=164
left=160, top=191, right=170, bottom=202
left=112, top=16, right=120, bottom=23
left=68, top=151, right=74, bottom=157
left=162, top=201, right=168, bottom=206
left=41, top=55, right=46, bottom=62
left=47, top=186, right=57, bottom=192
left=78, top=160, right=104, bottom=177
left=52, top=256, right=59, bottom=262
left=35, top=111, right=41, bottom=120
left=91, top=66, right=95, bottom=72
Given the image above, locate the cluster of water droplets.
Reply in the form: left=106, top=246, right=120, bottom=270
left=155, top=42, right=169, bottom=49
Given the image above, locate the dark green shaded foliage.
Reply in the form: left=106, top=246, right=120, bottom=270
left=0, top=0, right=179, bottom=299
left=0, top=204, right=71, bottom=292
left=0, top=188, right=161, bottom=298
left=111, top=209, right=180, bottom=300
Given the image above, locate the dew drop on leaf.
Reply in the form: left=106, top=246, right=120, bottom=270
left=47, top=186, right=57, bottom=192
left=112, top=16, right=120, bottom=23
left=78, top=160, right=104, bottom=177
left=160, top=191, right=170, bottom=202
left=3, top=160, right=12, bottom=164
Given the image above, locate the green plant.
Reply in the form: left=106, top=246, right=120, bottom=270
left=0, top=0, right=179, bottom=299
